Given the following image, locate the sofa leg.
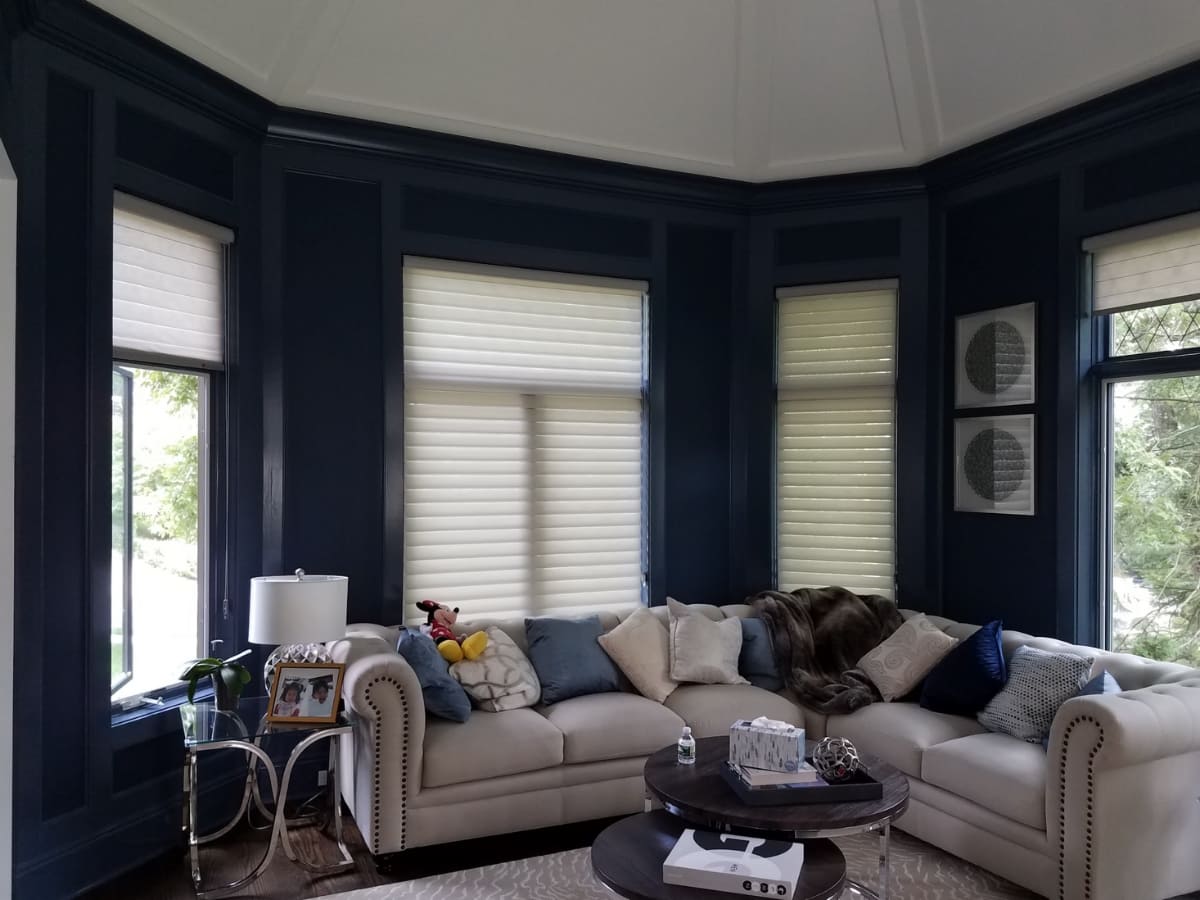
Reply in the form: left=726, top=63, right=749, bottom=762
left=373, top=851, right=408, bottom=877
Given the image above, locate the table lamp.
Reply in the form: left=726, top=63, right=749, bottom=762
left=249, top=568, right=349, bottom=690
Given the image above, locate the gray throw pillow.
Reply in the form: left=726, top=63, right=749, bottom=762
left=739, top=617, right=783, bottom=691
left=525, top=614, right=621, bottom=705
left=396, top=629, right=472, bottom=722
left=978, top=645, right=1093, bottom=743
left=668, top=597, right=747, bottom=685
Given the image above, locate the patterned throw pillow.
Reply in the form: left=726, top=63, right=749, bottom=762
left=668, top=597, right=748, bottom=685
left=857, top=613, right=958, bottom=702
left=450, top=626, right=541, bottom=712
left=978, top=645, right=1093, bottom=743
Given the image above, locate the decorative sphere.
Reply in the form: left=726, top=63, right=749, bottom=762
left=812, top=736, right=861, bottom=783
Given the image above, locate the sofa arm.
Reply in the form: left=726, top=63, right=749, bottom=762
left=1048, top=678, right=1200, bottom=900
left=329, top=636, right=427, bottom=856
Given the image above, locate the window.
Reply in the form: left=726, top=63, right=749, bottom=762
left=1088, top=213, right=1200, bottom=664
left=402, top=258, right=646, bottom=621
left=111, top=194, right=231, bottom=702
left=775, top=282, right=897, bottom=598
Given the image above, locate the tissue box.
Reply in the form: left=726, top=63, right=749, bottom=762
left=729, top=718, right=806, bottom=773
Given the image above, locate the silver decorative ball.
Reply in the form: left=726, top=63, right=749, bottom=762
left=812, top=736, right=861, bottom=783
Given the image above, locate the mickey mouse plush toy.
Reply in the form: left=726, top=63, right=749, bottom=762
left=416, top=600, right=488, bottom=664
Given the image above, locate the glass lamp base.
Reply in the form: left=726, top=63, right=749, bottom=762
left=264, top=643, right=332, bottom=693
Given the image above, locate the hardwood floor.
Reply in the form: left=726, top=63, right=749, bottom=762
left=84, top=811, right=616, bottom=900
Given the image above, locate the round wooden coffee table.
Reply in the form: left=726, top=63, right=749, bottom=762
left=591, top=736, right=909, bottom=900
left=591, top=809, right=846, bottom=900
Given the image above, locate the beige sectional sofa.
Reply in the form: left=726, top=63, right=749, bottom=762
left=330, top=604, right=1200, bottom=900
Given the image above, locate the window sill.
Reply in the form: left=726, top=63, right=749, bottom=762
left=111, top=684, right=212, bottom=751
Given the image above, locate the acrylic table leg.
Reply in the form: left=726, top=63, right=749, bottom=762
left=328, top=735, right=351, bottom=862
left=186, top=751, right=201, bottom=890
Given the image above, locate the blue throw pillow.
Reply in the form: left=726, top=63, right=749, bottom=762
left=739, top=617, right=783, bottom=692
left=525, top=615, right=621, bottom=705
left=920, top=619, right=1007, bottom=716
left=1042, top=670, right=1121, bottom=748
left=396, top=629, right=471, bottom=722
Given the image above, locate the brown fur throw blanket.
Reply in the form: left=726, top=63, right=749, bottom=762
left=751, top=587, right=903, bottom=715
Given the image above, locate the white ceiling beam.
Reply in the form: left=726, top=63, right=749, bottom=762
left=875, top=0, right=938, bottom=160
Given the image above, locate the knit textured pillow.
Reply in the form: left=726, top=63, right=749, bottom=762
left=978, top=645, right=1093, bottom=743
left=450, top=626, right=541, bottom=712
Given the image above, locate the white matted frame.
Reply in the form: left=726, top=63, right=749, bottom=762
left=955, top=303, right=1036, bottom=408
left=954, top=414, right=1036, bottom=516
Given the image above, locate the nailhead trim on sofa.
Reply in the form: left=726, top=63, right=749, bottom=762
left=364, top=675, right=410, bottom=854
left=1057, top=714, right=1103, bottom=900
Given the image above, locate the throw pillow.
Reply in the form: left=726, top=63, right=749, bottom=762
left=920, top=619, right=1007, bottom=716
left=450, top=626, right=541, bottom=712
left=395, top=629, right=472, bottom=723
left=597, top=608, right=676, bottom=702
left=978, top=645, right=1093, bottom=743
left=739, top=617, right=783, bottom=691
left=668, top=597, right=748, bottom=686
left=525, top=614, right=621, bottom=705
left=1042, top=670, right=1121, bottom=748
left=857, top=613, right=958, bottom=702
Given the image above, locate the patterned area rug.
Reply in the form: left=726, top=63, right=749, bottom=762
left=324, top=829, right=1037, bottom=900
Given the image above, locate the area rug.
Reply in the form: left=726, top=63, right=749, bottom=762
left=324, top=829, right=1036, bottom=900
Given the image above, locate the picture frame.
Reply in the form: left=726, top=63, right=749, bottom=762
left=954, top=414, right=1036, bottom=516
left=955, top=303, right=1036, bottom=408
left=266, top=661, right=346, bottom=724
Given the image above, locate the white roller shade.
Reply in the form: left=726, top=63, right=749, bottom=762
left=776, top=283, right=896, bottom=598
left=403, top=259, right=646, bottom=622
left=404, top=257, right=644, bottom=394
left=113, top=194, right=230, bottom=367
left=1084, top=212, right=1200, bottom=314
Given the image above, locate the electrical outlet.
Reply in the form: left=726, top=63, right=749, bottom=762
left=317, top=769, right=328, bottom=787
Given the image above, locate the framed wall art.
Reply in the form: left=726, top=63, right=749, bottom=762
left=955, top=303, right=1036, bottom=408
left=954, top=414, right=1035, bottom=516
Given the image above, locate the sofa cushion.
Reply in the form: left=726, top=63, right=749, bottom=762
left=396, top=628, right=471, bottom=722
left=978, top=645, right=1092, bottom=743
left=423, top=708, right=564, bottom=788
left=598, top=608, right=676, bottom=702
left=663, top=684, right=804, bottom=739
left=921, top=619, right=1007, bottom=716
left=525, top=614, right=620, bottom=705
left=538, top=692, right=684, bottom=763
left=826, top=702, right=987, bottom=778
left=668, top=597, right=748, bottom=685
left=858, top=613, right=958, bottom=702
left=451, top=626, right=541, bottom=712
left=921, top=732, right=1047, bottom=830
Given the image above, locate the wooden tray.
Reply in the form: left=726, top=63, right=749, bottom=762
left=720, top=760, right=884, bottom=806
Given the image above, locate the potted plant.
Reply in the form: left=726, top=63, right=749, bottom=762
left=180, top=648, right=252, bottom=711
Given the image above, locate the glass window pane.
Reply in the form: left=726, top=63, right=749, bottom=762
left=111, top=366, right=207, bottom=701
left=1110, top=375, right=1200, bottom=664
left=111, top=369, right=132, bottom=694
left=1110, top=299, right=1200, bottom=357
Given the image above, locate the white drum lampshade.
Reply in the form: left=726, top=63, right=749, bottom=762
left=249, top=569, right=348, bottom=689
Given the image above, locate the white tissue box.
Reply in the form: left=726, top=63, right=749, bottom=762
left=729, top=718, right=806, bottom=773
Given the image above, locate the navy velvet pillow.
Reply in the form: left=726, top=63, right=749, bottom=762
left=525, top=615, right=621, bottom=705
left=739, top=617, right=783, bottom=692
left=920, top=619, right=1007, bottom=716
left=1042, top=671, right=1121, bottom=748
left=396, top=629, right=472, bottom=722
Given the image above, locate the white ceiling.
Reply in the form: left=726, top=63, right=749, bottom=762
left=87, top=0, right=1200, bottom=182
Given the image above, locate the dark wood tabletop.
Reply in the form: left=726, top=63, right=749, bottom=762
left=644, top=736, right=909, bottom=837
left=590, top=810, right=846, bottom=900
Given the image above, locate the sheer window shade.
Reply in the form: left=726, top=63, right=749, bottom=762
left=1084, top=212, right=1200, bottom=314
left=113, top=194, right=231, bottom=367
left=776, top=283, right=897, bottom=598
left=403, top=259, right=646, bottom=622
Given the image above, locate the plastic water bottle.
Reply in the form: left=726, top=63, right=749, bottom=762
left=677, top=726, right=696, bottom=765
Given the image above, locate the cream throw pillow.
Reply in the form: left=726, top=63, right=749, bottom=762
left=597, top=608, right=676, bottom=703
left=450, top=626, right=541, bottom=711
left=668, top=597, right=748, bottom=686
left=858, top=613, right=957, bottom=702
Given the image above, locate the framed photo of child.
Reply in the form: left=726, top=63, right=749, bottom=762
left=266, top=661, right=346, bottom=724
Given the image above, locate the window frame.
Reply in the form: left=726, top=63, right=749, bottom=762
left=1089, top=259, right=1200, bottom=651
left=771, top=278, right=900, bottom=597
left=109, top=203, right=234, bottom=712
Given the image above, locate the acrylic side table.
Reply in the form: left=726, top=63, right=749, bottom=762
left=179, top=696, right=355, bottom=898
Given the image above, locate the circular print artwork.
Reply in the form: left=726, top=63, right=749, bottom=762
left=964, top=427, right=1027, bottom=501
left=964, top=321, right=1027, bottom=395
